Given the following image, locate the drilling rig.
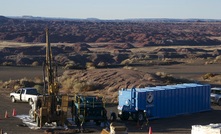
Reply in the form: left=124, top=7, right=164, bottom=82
left=30, top=28, right=69, bottom=127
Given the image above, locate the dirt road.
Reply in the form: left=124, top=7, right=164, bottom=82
left=0, top=95, right=43, bottom=134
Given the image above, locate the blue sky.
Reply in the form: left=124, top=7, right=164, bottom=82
left=0, top=0, right=220, bottom=19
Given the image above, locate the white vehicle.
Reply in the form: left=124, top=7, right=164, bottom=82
left=211, top=87, right=221, bottom=106
left=10, top=87, right=40, bottom=105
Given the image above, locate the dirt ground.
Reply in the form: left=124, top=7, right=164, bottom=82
left=1, top=94, right=221, bottom=134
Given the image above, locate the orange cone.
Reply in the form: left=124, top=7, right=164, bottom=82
left=12, top=108, right=16, bottom=116
left=149, top=127, right=152, bottom=134
left=5, top=111, right=9, bottom=118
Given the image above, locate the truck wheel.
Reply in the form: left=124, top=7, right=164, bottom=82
left=28, top=98, right=33, bottom=105
left=95, top=120, right=101, bottom=125
left=11, top=96, right=16, bottom=103
left=120, top=112, right=129, bottom=121
left=218, top=99, right=221, bottom=106
left=131, top=112, right=138, bottom=121
left=138, top=111, right=144, bottom=121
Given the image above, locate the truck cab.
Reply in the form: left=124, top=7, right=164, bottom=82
left=211, top=87, right=221, bottom=105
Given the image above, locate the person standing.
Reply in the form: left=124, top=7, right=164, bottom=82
left=79, top=115, right=85, bottom=133
left=110, top=111, right=117, bottom=122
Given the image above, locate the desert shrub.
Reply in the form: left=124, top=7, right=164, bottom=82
left=107, top=87, right=116, bottom=93
left=86, top=62, right=96, bottom=70
left=64, top=61, right=76, bottom=69
left=34, top=76, right=43, bottom=84
left=19, top=78, right=35, bottom=87
left=60, top=75, right=100, bottom=93
left=31, top=61, right=39, bottom=66
left=2, top=79, right=20, bottom=92
left=120, top=59, right=132, bottom=65
left=202, top=73, right=217, bottom=80
left=123, top=66, right=137, bottom=70
left=73, top=80, right=99, bottom=92
left=205, top=61, right=213, bottom=65
left=2, top=62, right=13, bottom=66
left=34, top=84, right=44, bottom=94
left=215, top=55, right=221, bottom=60
left=111, top=91, right=119, bottom=103
left=97, top=62, right=107, bottom=67
left=13, top=85, right=21, bottom=90
left=213, top=55, right=221, bottom=63
left=156, top=72, right=168, bottom=78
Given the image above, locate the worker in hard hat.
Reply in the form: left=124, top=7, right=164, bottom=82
left=110, top=111, right=117, bottom=122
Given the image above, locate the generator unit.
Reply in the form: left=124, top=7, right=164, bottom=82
left=71, top=94, right=107, bottom=125
left=118, top=83, right=211, bottom=121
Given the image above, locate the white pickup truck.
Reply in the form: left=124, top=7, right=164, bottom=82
left=10, top=87, right=40, bottom=105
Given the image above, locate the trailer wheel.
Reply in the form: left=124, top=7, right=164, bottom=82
left=218, top=99, right=221, bottom=106
left=120, top=112, right=129, bottom=121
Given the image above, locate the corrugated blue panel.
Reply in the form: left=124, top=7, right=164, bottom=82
left=174, top=85, right=187, bottom=114
left=189, top=85, right=196, bottom=113
left=171, top=88, right=177, bottom=115
left=190, top=86, right=195, bottom=113
left=166, top=88, right=172, bottom=116
left=155, top=88, right=162, bottom=118
left=181, top=87, right=185, bottom=114
left=201, top=85, right=208, bottom=111
left=194, top=85, right=200, bottom=112
left=186, top=87, right=191, bottom=113
left=161, top=88, right=166, bottom=118
left=162, top=86, right=174, bottom=117
left=197, top=85, right=202, bottom=112
left=175, top=87, right=181, bottom=114
left=201, top=84, right=211, bottom=111
left=175, top=87, right=180, bottom=115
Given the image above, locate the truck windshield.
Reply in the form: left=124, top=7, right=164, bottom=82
left=26, top=88, right=38, bottom=95
left=211, top=90, right=221, bottom=95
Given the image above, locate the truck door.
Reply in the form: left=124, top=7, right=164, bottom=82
left=20, top=89, right=25, bottom=101
left=15, top=89, right=21, bottom=100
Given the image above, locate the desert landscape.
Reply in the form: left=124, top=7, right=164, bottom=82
left=1, top=16, right=221, bottom=100
left=1, top=16, right=221, bottom=133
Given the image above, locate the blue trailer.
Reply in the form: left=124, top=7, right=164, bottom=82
left=117, top=83, right=211, bottom=121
